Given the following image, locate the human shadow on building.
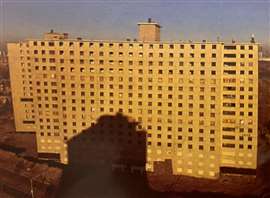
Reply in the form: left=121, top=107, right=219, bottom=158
left=58, top=112, right=162, bottom=198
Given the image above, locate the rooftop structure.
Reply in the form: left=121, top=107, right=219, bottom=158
left=43, top=29, right=69, bottom=40
left=137, top=18, right=161, bottom=42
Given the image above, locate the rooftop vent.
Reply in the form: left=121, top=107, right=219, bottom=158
left=250, top=34, right=255, bottom=43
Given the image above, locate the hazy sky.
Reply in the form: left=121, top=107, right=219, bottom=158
left=0, top=0, right=269, bottom=50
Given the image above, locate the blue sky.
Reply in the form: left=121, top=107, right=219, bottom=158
left=0, top=0, right=269, bottom=50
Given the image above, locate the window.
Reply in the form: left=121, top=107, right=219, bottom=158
left=224, top=54, right=236, bottom=58
left=223, top=70, right=236, bottom=75
left=199, top=145, right=204, bottom=150
left=48, top=42, right=54, bottom=47
left=223, top=111, right=236, bottom=115
left=222, top=143, right=235, bottom=148
left=224, top=45, right=236, bottom=50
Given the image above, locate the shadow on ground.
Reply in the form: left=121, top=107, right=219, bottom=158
left=57, top=113, right=164, bottom=198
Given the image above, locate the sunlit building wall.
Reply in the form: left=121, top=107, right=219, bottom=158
left=8, top=20, right=258, bottom=179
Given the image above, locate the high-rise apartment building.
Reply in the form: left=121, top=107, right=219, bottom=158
left=8, top=20, right=258, bottom=179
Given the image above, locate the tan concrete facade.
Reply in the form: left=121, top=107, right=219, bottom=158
left=8, top=43, right=36, bottom=132
left=8, top=21, right=258, bottom=179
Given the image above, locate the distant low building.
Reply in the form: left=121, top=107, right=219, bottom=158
left=259, top=57, right=270, bottom=62
left=0, top=80, right=11, bottom=96
left=0, top=149, right=62, bottom=198
left=0, top=51, right=8, bottom=67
